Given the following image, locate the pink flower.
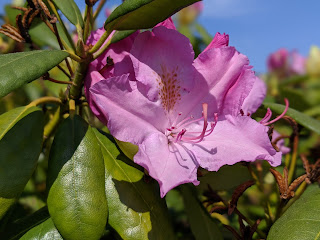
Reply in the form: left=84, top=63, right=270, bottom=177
left=267, top=48, right=306, bottom=77
left=267, top=48, right=289, bottom=72
left=86, top=23, right=282, bottom=197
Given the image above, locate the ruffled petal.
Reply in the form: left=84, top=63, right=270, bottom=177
left=135, top=133, right=200, bottom=197
left=193, top=47, right=253, bottom=117
left=241, top=77, right=267, bottom=114
left=186, top=115, right=282, bottom=171
left=89, top=74, right=168, bottom=144
left=203, top=32, right=229, bottom=52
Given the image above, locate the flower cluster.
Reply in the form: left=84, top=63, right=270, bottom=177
left=86, top=19, right=284, bottom=197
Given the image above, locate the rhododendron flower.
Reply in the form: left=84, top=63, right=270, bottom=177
left=86, top=21, right=282, bottom=197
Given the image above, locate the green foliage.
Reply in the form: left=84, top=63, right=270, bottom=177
left=268, top=184, right=320, bottom=240
left=52, top=0, right=84, bottom=28
left=263, top=102, right=320, bottom=134
left=104, top=0, right=201, bottom=31
left=198, top=164, right=252, bottom=191
left=181, top=184, right=223, bottom=240
left=0, top=50, right=69, bottom=98
left=93, top=129, right=175, bottom=240
left=110, top=30, right=136, bottom=44
left=0, top=106, right=44, bottom=219
left=20, top=218, right=63, bottom=240
left=47, top=116, right=108, bottom=240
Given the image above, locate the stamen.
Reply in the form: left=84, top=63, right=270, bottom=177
left=175, top=129, right=186, bottom=142
left=262, top=98, right=289, bottom=126
left=260, top=108, right=272, bottom=124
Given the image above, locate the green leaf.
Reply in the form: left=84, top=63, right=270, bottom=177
left=29, top=20, right=60, bottom=49
left=20, top=218, right=63, bottom=240
left=47, top=116, right=108, bottom=240
left=180, top=184, right=223, bottom=240
left=114, top=138, right=138, bottom=160
left=268, top=184, right=320, bottom=240
left=0, top=106, right=44, bottom=218
left=198, top=164, right=252, bottom=191
left=110, top=30, right=136, bottom=44
left=4, top=4, right=21, bottom=26
left=105, top=0, right=201, bottom=31
left=0, top=50, right=69, bottom=98
left=93, top=129, right=175, bottom=240
left=52, top=0, right=84, bottom=28
left=263, top=102, right=320, bottom=134
left=3, top=206, right=50, bottom=240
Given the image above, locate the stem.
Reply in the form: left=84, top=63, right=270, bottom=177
left=69, top=59, right=91, bottom=100
left=93, top=0, right=107, bottom=21
left=281, top=181, right=307, bottom=214
left=65, top=50, right=83, bottom=62
left=52, top=23, right=74, bottom=77
left=28, top=97, right=62, bottom=107
left=88, top=28, right=112, bottom=54
left=47, top=77, right=75, bottom=85
left=47, top=0, right=76, bottom=52
left=288, top=134, right=299, bottom=183
left=93, top=37, right=112, bottom=60
left=57, top=64, right=71, bottom=79
left=83, top=5, right=93, bottom=42
left=43, top=107, right=61, bottom=139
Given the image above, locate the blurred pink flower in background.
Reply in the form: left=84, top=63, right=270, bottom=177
left=267, top=48, right=306, bottom=77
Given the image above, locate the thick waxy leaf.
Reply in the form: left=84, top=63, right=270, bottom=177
left=52, top=0, right=84, bottom=28
left=268, top=184, right=320, bottom=240
left=0, top=106, right=44, bottom=218
left=0, top=50, right=69, bottom=98
left=114, top=138, right=138, bottom=160
left=93, top=129, right=175, bottom=240
left=263, top=102, right=320, bottom=134
left=47, top=116, right=108, bottom=240
left=2, top=207, right=50, bottom=240
left=104, top=0, right=201, bottom=31
left=20, top=218, right=63, bottom=240
left=29, top=21, right=60, bottom=49
left=198, top=164, right=252, bottom=191
left=181, top=184, right=223, bottom=240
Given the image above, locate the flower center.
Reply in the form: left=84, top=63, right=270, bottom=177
left=166, top=103, right=218, bottom=144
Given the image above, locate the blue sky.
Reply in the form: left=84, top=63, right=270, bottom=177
left=1, top=0, right=320, bottom=73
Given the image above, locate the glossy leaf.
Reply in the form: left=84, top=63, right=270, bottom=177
left=268, top=184, right=320, bottom=240
left=52, top=0, right=84, bottom=28
left=47, top=116, right=108, bottom=240
left=20, top=218, right=63, bottom=240
left=114, top=138, right=138, bottom=160
left=0, top=50, right=69, bottom=98
left=180, top=184, right=223, bottom=240
left=0, top=106, right=44, bottom=218
left=2, top=207, right=50, bottom=240
left=263, top=102, right=320, bottom=134
left=104, top=0, right=201, bottom=31
left=198, top=164, right=252, bottom=191
left=93, top=129, right=175, bottom=240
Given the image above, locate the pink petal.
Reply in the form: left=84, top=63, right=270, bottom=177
left=155, top=17, right=176, bottom=30
left=135, top=133, right=200, bottom=197
left=89, top=74, right=169, bottom=144
left=130, top=26, right=196, bottom=122
left=241, top=76, right=266, bottom=115
left=203, top=32, right=229, bottom=52
left=193, top=47, right=253, bottom=117
left=187, top=115, right=282, bottom=171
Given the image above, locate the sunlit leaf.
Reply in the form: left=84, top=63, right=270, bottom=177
left=268, top=184, right=320, bottom=240
left=93, top=129, right=175, bottom=240
left=47, top=116, right=108, bottom=240
left=52, top=0, right=84, bottom=28
left=20, top=218, right=63, bottom=240
left=0, top=50, right=69, bottom=98
left=105, top=0, right=201, bottom=31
